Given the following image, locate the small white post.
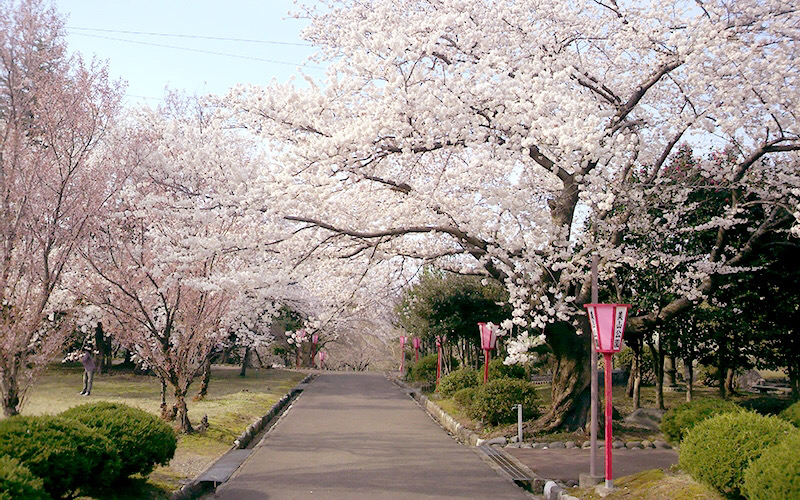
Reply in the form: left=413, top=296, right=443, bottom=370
left=516, top=404, right=523, bottom=444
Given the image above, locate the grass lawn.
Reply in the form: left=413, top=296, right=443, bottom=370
left=10, top=363, right=307, bottom=499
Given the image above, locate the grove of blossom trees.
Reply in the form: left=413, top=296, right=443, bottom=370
left=0, top=0, right=123, bottom=416
left=226, top=0, right=800, bottom=429
left=1, top=0, right=798, bottom=433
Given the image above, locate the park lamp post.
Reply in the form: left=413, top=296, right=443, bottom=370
left=312, top=333, right=319, bottom=363
left=584, top=303, right=630, bottom=490
left=435, top=335, right=445, bottom=384
left=412, top=336, right=421, bottom=362
left=478, top=322, right=499, bottom=384
left=399, top=336, right=406, bottom=372
left=318, top=351, right=327, bottom=369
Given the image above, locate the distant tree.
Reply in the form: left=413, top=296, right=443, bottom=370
left=396, top=269, right=510, bottom=369
left=0, top=0, right=123, bottom=416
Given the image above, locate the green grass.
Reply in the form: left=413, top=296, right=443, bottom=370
left=7, top=363, right=306, bottom=499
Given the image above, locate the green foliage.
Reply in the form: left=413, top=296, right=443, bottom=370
left=660, top=398, right=742, bottom=443
left=742, top=432, right=800, bottom=500
left=467, top=378, right=539, bottom=426
left=487, top=358, right=526, bottom=380
left=0, top=455, right=48, bottom=500
left=779, top=400, right=800, bottom=428
left=679, top=412, right=797, bottom=497
left=0, top=415, right=120, bottom=498
left=406, top=353, right=439, bottom=384
left=436, top=368, right=479, bottom=397
left=60, top=401, right=177, bottom=477
left=396, top=269, right=510, bottom=348
left=615, top=346, right=656, bottom=384
left=453, top=386, right=478, bottom=410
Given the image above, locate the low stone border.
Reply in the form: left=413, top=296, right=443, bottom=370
left=171, top=373, right=315, bottom=500
left=507, top=439, right=673, bottom=450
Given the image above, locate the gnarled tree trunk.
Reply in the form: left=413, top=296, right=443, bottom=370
left=531, top=322, right=592, bottom=433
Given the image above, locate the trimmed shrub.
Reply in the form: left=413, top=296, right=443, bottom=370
left=742, top=431, right=800, bottom=500
left=660, top=398, right=742, bottom=443
left=453, top=386, right=478, bottom=411
left=60, top=401, right=177, bottom=477
left=779, top=400, right=800, bottom=428
left=0, top=415, right=120, bottom=498
left=679, top=411, right=797, bottom=497
left=468, top=378, right=539, bottom=426
left=487, top=358, right=526, bottom=380
left=406, top=353, right=438, bottom=384
left=0, top=455, right=48, bottom=500
left=436, top=368, right=479, bottom=397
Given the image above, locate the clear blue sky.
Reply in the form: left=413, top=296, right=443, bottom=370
left=55, top=0, right=322, bottom=105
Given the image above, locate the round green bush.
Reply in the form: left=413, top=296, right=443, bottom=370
left=660, top=398, right=742, bottom=443
left=60, top=401, right=177, bottom=477
left=679, top=411, right=797, bottom=497
left=779, top=400, right=800, bottom=428
left=468, top=378, right=539, bottom=426
left=453, top=386, right=478, bottom=411
left=742, top=431, right=800, bottom=500
left=436, top=368, right=479, bottom=397
left=0, top=455, right=48, bottom=500
left=487, top=358, right=526, bottom=380
left=0, top=415, right=120, bottom=498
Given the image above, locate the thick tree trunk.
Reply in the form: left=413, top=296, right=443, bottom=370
left=1, top=366, right=21, bottom=417
left=240, top=347, right=250, bottom=377
left=648, top=337, right=665, bottom=410
left=725, top=367, right=737, bottom=396
left=530, top=322, right=591, bottom=433
left=195, top=355, right=213, bottom=400
left=685, top=357, right=694, bottom=403
left=173, top=388, right=193, bottom=434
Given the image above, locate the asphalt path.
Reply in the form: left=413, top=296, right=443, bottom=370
left=212, top=372, right=529, bottom=500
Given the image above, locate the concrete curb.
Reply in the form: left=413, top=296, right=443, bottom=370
left=171, top=373, right=315, bottom=500
left=543, top=481, right=580, bottom=500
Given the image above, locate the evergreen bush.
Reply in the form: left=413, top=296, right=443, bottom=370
left=487, top=358, right=526, bottom=380
left=60, top=401, right=177, bottom=477
left=0, top=455, right=48, bottom=500
left=468, top=378, right=539, bottom=426
left=660, top=398, right=742, bottom=443
left=742, top=431, right=800, bottom=500
left=678, top=411, right=797, bottom=497
left=436, top=368, right=479, bottom=397
left=453, top=386, right=478, bottom=411
left=779, top=400, right=800, bottom=428
left=0, top=415, right=120, bottom=498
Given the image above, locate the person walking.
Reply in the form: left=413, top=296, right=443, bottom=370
left=79, top=347, right=97, bottom=396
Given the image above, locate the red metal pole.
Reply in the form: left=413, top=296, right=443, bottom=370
left=436, top=342, right=442, bottom=384
left=483, top=349, right=491, bottom=384
left=604, top=352, right=614, bottom=488
left=400, top=346, right=405, bottom=373
left=415, top=348, right=419, bottom=363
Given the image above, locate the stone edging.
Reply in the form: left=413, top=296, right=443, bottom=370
left=171, top=372, right=315, bottom=500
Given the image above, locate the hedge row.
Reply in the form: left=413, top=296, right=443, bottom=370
left=0, top=402, right=176, bottom=498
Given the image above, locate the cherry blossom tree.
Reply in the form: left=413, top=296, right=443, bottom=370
left=0, top=0, right=123, bottom=416
left=81, top=94, right=296, bottom=432
left=227, top=0, right=800, bottom=430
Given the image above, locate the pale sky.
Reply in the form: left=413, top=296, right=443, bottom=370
left=55, top=0, right=322, bottom=106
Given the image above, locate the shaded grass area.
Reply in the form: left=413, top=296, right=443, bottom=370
left=571, top=469, right=724, bottom=499
left=14, top=363, right=307, bottom=499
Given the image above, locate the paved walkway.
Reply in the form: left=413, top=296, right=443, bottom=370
left=212, top=372, right=529, bottom=499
